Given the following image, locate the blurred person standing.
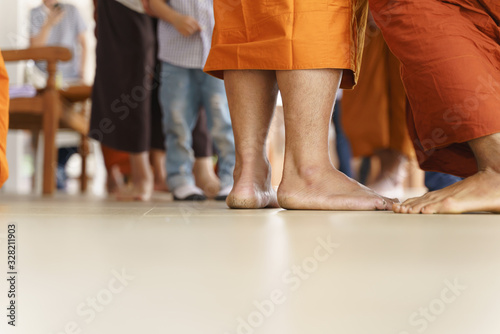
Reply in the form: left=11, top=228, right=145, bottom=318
left=90, top=0, right=156, bottom=200
left=91, top=1, right=221, bottom=199
left=30, top=0, right=87, bottom=83
left=342, top=12, right=414, bottom=198
left=149, top=0, right=236, bottom=201
left=30, top=0, right=88, bottom=189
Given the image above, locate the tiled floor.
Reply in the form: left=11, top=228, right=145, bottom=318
left=0, top=194, right=499, bottom=334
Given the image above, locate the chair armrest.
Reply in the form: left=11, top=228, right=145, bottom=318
left=1, top=47, right=72, bottom=63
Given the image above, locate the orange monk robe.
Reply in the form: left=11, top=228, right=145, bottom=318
left=0, top=51, right=9, bottom=188
left=342, top=24, right=414, bottom=158
left=205, top=0, right=369, bottom=89
left=370, top=0, right=500, bottom=178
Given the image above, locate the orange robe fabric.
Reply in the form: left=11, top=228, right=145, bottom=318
left=370, top=0, right=500, bottom=178
left=342, top=25, right=414, bottom=158
left=101, top=145, right=131, bottom=176
left=205, top=0, right=369, bottom=89
left=0, top=51, right=9, bottom=188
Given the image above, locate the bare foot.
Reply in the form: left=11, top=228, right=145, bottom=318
left=368, top=150, right=408, bottom=199
left=116, top=152, right=154, bottom=201
left=226, top=161, right=279, bottom=209
left=154, top=182, right=169, bottom=193
left=116, top=181, right=153, bottom=201
left=277, top=166, right=394, bottom=210
left=193, top=157, right=220, bottom=198
left=106, top=165, right=126, bottom=195
left=150, top=149, right=169, bottom=193
left=394, top=169, right=500, bottom=214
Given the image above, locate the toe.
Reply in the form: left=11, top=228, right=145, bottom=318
left=397, top=204, right=411, bottom=214
left=408, top=201, right=429, bottom=214
left=421, top=204, right=438, bottom=214
left=392, top=202, right=402, bottom=213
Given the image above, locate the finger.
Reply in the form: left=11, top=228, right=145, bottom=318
left=188, top=22, right=201, bottom=33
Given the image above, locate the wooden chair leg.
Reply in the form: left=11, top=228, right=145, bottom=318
left=42, top=94, right=59, bottom=195
left=79, top=134, right=89, bottom=193
left=31, top=130, right=40, bottom=191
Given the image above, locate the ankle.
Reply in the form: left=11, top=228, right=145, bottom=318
left=282, top=160, right=329, bottom=183
left=234, top=156, right=271, bottom=174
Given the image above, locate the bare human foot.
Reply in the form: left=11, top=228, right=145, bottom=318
left=394, top=169, right=500, bottom=214
left=150, top=149, right=169, bottom=193
left=106, top=165, right=126, bottom=195
left=116, top=182, right=153, bottom=201
left=274, top=69, right=394, bottom=211
left=193, top=157, right=220, bottom=198
left=368, top=149, right=408, bottom=199
left=278, top=165, right=392, bottom=210
left=394, top=133, right=500, bottom=214
left=226, top=160, right=279, bottom=209
left=116, top=152, right=153, bottom=201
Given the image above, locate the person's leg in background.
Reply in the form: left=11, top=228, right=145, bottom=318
left=101, top=145, right=130, bottom=194
left=342, top=24, right=413, bottom=199
left=199, top=70, right=235, bottom=200
left=160, top=62, right=205, bottom=200
left=149, top=58, right=169, bottom=193
left=369, top=49, right=414, bottom=198
left=127, top=151, right=153, bottom=201
left=56, top=146, right=78, bottom=190
left=90, top=0, right=155, bottom=201
left=192, top=109, right=220, bottom=198
left=424, top=172, right=462, bottom=192
left=332, top=98, right=353, bottom=178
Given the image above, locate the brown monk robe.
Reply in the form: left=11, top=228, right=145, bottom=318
left=342, top=15, right=414, bottom=197
left=0, top=51, right=9, bottom=188
left=370, top=0, right=500, bottom=213
left=203, top=0, right=396, bottom=210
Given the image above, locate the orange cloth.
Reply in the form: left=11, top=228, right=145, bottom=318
left=205, top=0, right=369, bottom=89
left=101, top=145, right=131, bottom=176
left=371, top=0, right=500, bottom=178
left=342, top=26, right=414, bottom=158
left=0, top=51, right=9, bottom=188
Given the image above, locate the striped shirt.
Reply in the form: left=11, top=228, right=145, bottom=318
left=30, top=3, right=87, bottom=80
left=157, top=0, right=214, bottom=69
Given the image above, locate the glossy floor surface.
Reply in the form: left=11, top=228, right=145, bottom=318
left=0, top=194, right=499, bottom=334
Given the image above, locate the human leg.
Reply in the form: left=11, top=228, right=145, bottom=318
left=223, top=70, right=279, bottom=208
left=199, top=71, right=236, bottom=200
left=276, top=69, right=392, bottom=210
left=192, top=109, right=220, bottom=198
left=159, top=62, right=204, bottom=200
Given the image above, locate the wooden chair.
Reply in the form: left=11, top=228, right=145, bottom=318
left=2, top=46, right=91, bottom=194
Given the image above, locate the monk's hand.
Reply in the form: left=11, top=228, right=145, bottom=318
left=173, top=14, right=201, bottom=37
